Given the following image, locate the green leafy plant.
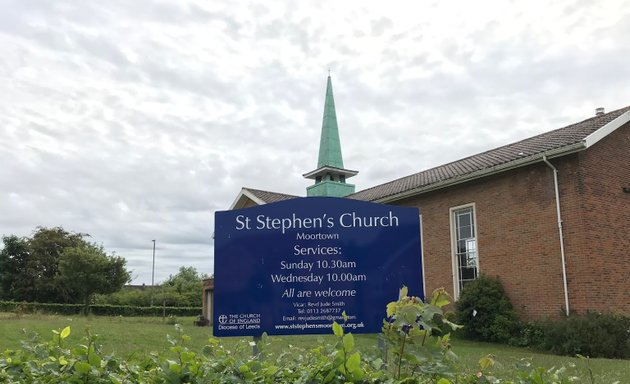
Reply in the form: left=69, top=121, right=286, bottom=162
left=382, top=286, right=461, bottom=382
left=1, top=287, right=622, bottom=383
left=0, top=325, right=137, bottom=383
left=454, top=276, right=519, bottom=343
left=292, top=311, right=373, bottom=383
left=512, top=359, right=580, bottom=384
left=330, top=311, right=366, bottom=382
left=455, top=355, right=501, bottom=384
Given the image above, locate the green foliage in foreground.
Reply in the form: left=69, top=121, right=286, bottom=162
left=1, top=288, right=623, bottom=383
left=0, top=324, right=620, bottom=384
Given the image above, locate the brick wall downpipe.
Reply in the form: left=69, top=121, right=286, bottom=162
left=543, top=156, right=570, bottom=316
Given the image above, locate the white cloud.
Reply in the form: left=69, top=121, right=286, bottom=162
left=1, top=0, right=630, bottom=283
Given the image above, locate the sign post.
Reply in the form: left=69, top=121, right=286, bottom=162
left=214, top=197, right=422, bottom=337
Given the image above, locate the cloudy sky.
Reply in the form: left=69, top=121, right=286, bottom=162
left=1, top=0, right=629, bottom=284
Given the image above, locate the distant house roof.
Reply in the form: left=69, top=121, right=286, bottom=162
left=348, top=105, right=630, bottom=203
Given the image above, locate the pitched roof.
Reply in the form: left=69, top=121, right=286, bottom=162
left=229, top=187, right=298, bottom=210
left=244, top=187, right=298, bottom=204
left=349, top=105, right=630, bottom=203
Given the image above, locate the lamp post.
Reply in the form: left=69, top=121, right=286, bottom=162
left=151, top=240, right=156, bottom=286
left=151, top=239, right=156, bottom=306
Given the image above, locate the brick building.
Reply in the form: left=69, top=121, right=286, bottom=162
left=226, top=77, right=630, bottom=321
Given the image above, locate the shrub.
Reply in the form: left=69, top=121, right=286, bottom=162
left=0, top=300, right=201, bottom=317
left=508, top=321, right=546, bottom=348
left=454, top=276, right=519, bottom=343
left=537, top=311, right=630, bottom=359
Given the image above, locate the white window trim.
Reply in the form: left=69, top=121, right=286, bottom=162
left=449, top=203, right=479, bottom=299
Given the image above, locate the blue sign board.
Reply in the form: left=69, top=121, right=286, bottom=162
left=213, top=197, right=422, bottom=336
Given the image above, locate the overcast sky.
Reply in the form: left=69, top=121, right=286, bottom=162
left=1, top=0, right=629, bottom=284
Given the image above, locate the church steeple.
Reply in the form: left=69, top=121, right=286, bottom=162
left=317, top=75, right=344, bottom=169
left=304, top=75, right=358, bottom=197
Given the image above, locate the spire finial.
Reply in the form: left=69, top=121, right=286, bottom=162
left=328, top=67, right=331, bottom=77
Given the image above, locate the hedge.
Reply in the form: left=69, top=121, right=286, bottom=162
left=536, top=311, right=630, bottom=359
left=0, top=301, right=201, bottom=317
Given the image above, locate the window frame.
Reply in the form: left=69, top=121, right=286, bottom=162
left=449, top=203, right=479, bottom=299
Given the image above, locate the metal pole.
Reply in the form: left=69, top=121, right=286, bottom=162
left=152, top=240, right=156, bottom=286
left=151, top=240, right=156, bottom=306
left=252, top=335, right=262, bottom=358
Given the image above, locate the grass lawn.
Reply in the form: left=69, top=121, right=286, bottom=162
left=1, top=312, right=628, bottom=382
left=451, top=339, right=629, bottom=383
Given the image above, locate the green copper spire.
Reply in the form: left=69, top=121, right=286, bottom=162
left=317, top=76, right=344, bottom=169
left=304, top=75, right=358, bottom=197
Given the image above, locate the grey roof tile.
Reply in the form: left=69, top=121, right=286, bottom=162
left=243, top=187, right=298, bottom=204
left=349, top=106, right=630, bottom=202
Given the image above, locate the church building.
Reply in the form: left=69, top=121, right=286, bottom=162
left=228, top=76, right=630, bottom=320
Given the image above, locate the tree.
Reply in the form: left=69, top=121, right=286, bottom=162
left=8, top=227, right=89, bottom=302
left=1, top=226, right=131, bottom=305
left=0, top=235, right=30, bottom=300
left=159, top=266, right=208, bottom=307
left=57, top=243, right=131, bottom=312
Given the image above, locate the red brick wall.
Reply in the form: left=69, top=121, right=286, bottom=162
left=396, top=163, right=565, bottom=320
left=565, top=121, right=630, bottom=314
left=392, top=121, right=630, bottom=320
